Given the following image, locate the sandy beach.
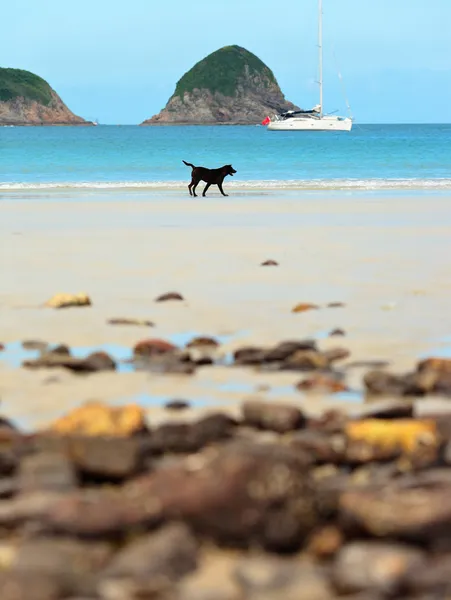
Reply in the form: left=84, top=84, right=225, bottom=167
left=1, top=191, right=451, bottom=428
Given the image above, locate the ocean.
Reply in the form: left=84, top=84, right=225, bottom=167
left=0, top=123, right=450, bottom=194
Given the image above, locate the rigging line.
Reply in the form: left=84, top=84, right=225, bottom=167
left=331, top=45, right=353, bottom=120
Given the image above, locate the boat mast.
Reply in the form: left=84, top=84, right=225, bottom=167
left=318, top=0, right=323, bottom=117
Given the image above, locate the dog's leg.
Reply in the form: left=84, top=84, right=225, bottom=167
left=192, top=180, right=199, bottom=197
left=188, top=181, right=193, bottom=196
left=202, top=183, right=211, bottom=197
left=218, top=183, right=228, bottom=197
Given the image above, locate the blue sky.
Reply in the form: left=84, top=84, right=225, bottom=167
left=2, top=0, right=450, bottom=124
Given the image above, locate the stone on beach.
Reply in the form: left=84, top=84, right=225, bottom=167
left=107, top=317, right=154, bottom=326
left=242, top=399, right=306, bottom=433
left=133, top=338, right=178, bottom=356
left=345, top=419, right=440, bottom=454
left=49, top=400, right=148, bottom=437
left=261, top=259, right=279, bottom=266
left=291, top=302, right=319, bottom=313
left=23, top=350, right=116, bottom=373
left=155, top=291, right=185, bottom=302
left=45, top=292, right=92, bottom=309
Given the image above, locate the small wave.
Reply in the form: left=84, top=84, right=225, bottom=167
left=1, top=178, right=451, bottom=191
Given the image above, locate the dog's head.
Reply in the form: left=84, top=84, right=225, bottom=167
left=224, top=165, right=237, bottom=177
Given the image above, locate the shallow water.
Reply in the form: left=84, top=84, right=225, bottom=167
left=1, top=124, right=450, bottom=193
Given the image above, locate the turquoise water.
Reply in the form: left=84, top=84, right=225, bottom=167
left=0, top=124, right=450, bottom=191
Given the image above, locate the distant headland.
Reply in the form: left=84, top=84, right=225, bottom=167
left=0, top=68, right=92, bottom=126
left=141, top=45, right=298, bottom=125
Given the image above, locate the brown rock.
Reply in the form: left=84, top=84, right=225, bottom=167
left=261, top=259, right=278, bottom=266
left=47, top=441, right=317, bottom=549
left=168, top=442, right=317, bottom=551
left=329, top=328, right=346, bottom=337
left=233, top=346, right=267, bottom=365
left=234, top=556, right=333, bottom=600
left=401, top=553, right=451, bottom=595
left=44, top=481, right=164, bottom=537
left=47, top=344, right=71, bottom=356
left=66, top=436, right=144, bottom=480
left=155, top=292, right=184, bottom=302
left=308, top=409, right=349, bottom=433
left=282, top=350, right=328, bottom=371
left=353, top=399, right=414, bottom=420
left=165, top=399, right=191, bottom=411
left=291, top=303, right=319, bottom=313
left=263, top=339, right=317, bottom=362
left=150, top=413, right=236, bottom=453
left=23, top=351, right=116, bottom=373
left=49, top=401, right=148, bottom=437
left=242, top=400, right=306, bottom=433
left=10, top=537, right=113, bottom=596
left=18, top=452, right=77, bottom=493
left=418, top=357, right=451, bottom=374
left=186, top=336, right=219, bottom=348
left=45, top=292, right=91, bottom=309
left=21, top=340, right=48, bottom=351
left=133, top=338, right=178, bottom=356
left=83, top=351, right=116, bottom=371
left=178, top=551, right=240, bottom=600
left=296, top=373, right=348, bottom=394
left=339, top=482, right=451, bottom=541
left=327, top=302, right=346, bottom=308
left=323, top=347, right=351, bottom=364
left=98, top=577, right=176, bottom=600
left=0, top=572, right=64, bottom=600
left=289, top=430, right=347, bottom=464
left=107, top=317, right=154, bottom=326
left=0, top=492, right=61, bottom=527
left=307, top=525, right=344, bottom=559
left=364, top=370, right=412, bottom=397
left=332, top=542, right=425, bottom=596
left=102, top=523, right=198, bottom=581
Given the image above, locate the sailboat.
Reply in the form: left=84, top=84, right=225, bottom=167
left=267, top=0, right=352, bottom=132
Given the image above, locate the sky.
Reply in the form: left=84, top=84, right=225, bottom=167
left=1, top=0, right=450, bottom=124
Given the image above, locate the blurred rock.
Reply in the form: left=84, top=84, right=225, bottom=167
left=102, top=523, right=198, bottom=581
left=332, top=542, right=424, bottom=596
left=242, top=400, right=305, bottom=433
left=49, top=401, right=148, bottom=437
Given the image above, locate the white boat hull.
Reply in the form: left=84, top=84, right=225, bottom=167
left=267, top=116, right=352, bottom=132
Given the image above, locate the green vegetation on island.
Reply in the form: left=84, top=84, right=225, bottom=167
left=173, top=45, right=277, bottom=99
left=0, top=68, right=53, bottom=105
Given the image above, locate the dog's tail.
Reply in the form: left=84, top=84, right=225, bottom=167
left=182, top=160, right=195, bottom=169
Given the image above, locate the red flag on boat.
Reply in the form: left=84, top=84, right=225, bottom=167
left=261, top=116, right=271, bottom=126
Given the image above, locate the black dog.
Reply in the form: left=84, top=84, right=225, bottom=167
left=182, top=160, right=237, bottom=197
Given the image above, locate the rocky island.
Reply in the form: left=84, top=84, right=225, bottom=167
left=0, top=67, right=91, bottom=126
left=142, top=45, right=298, bottom=125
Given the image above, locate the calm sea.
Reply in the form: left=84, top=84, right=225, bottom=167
left=0, top=124, right=450, bottom=193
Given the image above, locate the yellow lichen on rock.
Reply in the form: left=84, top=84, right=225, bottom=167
left=346, top=419, right=438, bottom=454
left=45, top=293, right=92, bottom=309
left=49, top=401, right=147, bottom=437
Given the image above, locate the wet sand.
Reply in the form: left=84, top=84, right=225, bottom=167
left=1, top=192, right=451, bottom=428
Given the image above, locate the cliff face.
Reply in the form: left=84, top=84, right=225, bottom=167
left=142, top=45, right=298, bottom=125
left=0, top=68, right=90, bottom=126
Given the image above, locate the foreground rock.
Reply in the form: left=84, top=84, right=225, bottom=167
left=3, top=375, right=451, bottom=596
